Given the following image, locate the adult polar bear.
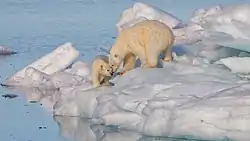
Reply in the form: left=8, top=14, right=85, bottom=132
left=109, top=20, right=175, bottom=74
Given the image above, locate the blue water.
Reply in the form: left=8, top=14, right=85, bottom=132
left=0, top=0, right=249, bottom=141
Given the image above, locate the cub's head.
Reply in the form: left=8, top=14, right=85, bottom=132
left=99, top=63, right=113, bottom=77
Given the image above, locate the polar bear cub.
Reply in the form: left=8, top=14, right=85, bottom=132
left=91, top=55, right=114, bottom=88
left=109, top=20, right=175, bottom=73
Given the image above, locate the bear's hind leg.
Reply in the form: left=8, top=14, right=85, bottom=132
left=163, top=45, right=172, bottom=62
left=130, top=44, right=149, bottom=68
left=145, top=46, right=160, bottom=68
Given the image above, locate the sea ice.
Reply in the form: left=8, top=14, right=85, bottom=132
left=116, top=2, right=186, bottom=32
left=2, top=42, right=79, bottom=87
left=212, top=39, right=250, bottom=53
left=115, top=2, right=250, bottom=45
left=52, top=65, right=250, bottom=141
left=16, top=60, right=248, bottom=141
left=4, top=38, right=250, bottom=141
left=215, top=57, right=250, bottom=74
left=115, top=2, right=201, bottom=45
left=190, top=4, right=250, bottom=40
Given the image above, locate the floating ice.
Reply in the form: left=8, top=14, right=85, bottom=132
left=2, top=42, right=79, bottom=87
left=115, top=3, right=250, bottom=45
left=4, top=40, right=250, bottom=140
left=52, top=63, right=250, bottom=141
left=215, top=57, right=250, bottom=74
left=190, top=4, right=250, bottom=40
left=0, top=46, right=17, bottom=55
left=115, top=2, right=203, bottom=45
left=116, top=2, right=186, bottom=32
left=212, top=39, right=250, bottom=53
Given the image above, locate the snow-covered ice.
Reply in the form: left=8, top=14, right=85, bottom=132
left=2, top=42, right=79, bottom=87
left=53, top=63, right=250, bottom=141
left=190, top=4, right=250, bottom=40
left=115, top=2, right=250, bottom=46
left=116, top=2, right=186, bottom=32
left=4, top=41, right=250, bottom=141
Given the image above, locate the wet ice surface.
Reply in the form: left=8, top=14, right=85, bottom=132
left=1, top=0, right=250, bottom=141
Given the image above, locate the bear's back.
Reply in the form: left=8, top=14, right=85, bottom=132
left=117, top=20, right=174, bottom=47
left=130, top=20, right=172, bottom=34
left=119, top=20, right=173, bottom=41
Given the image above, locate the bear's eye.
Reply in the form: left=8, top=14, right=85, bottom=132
left=114, top=54, right=118, bottom=58
left=107, top=69, right=110, bottom=72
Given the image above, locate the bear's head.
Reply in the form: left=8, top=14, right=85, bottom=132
left=109, top=48, right=124, bottom=72
left=109, top=55, right=121, bottom=73
left=99, top=63, right=113, bottom=77
left=109, top=31, right=129, bottom=72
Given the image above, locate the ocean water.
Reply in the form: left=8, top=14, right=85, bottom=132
left=0, top=0, right=249, bottom=141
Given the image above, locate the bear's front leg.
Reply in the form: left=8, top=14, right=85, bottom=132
left=128, top=43, right=149, bottom=69
left=120, top=53, right=137, bottom=76
left=92, top=72, right=101, bottom=88
left=93, top=81, right=101, bottom=88
left=100, top=76, right=114, bottom=86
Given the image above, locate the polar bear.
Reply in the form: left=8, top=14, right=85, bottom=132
left=91, top=55, right=114, bottom=88
left=109, top=20, right=175, bottom=73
